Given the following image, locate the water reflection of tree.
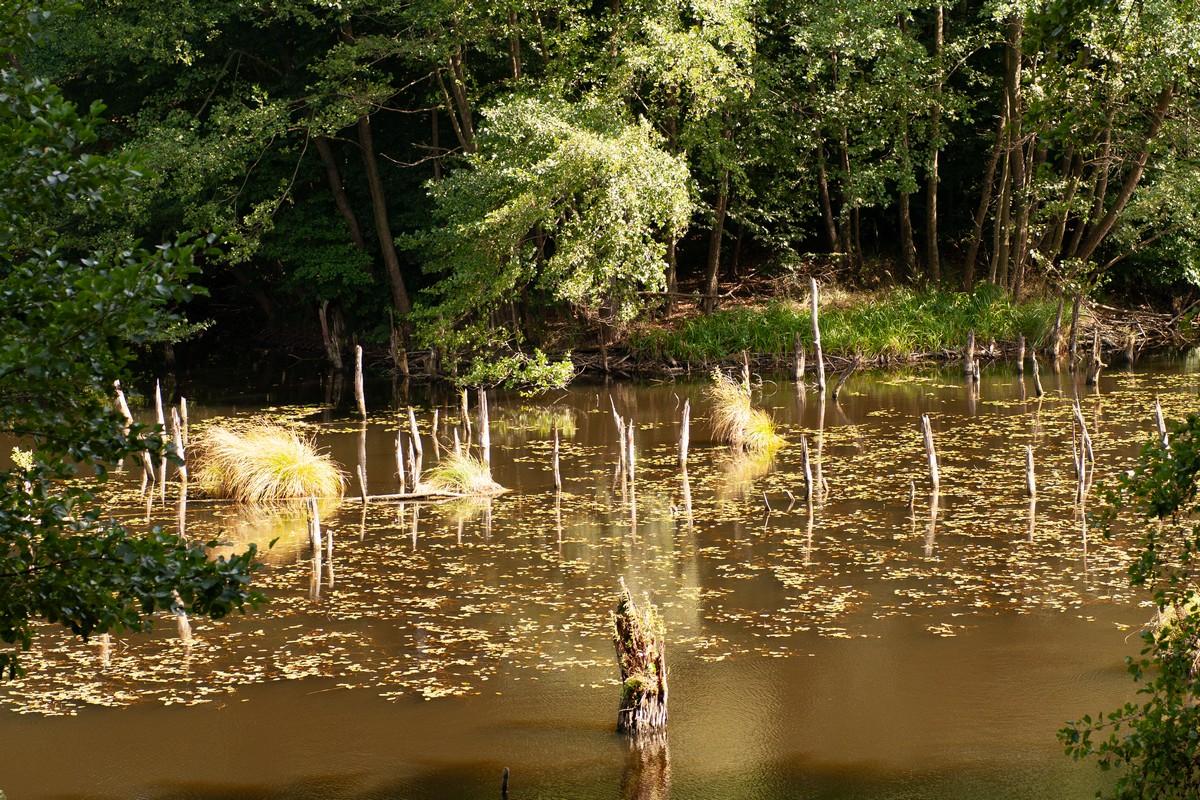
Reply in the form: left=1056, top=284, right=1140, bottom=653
left=619, top=735, right=671, bottom=800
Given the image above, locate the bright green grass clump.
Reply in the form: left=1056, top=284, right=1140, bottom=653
left=194, top=424, right=345, bottom=503
left=631, top=285, right=1058, bottom=363
left=707, top=369, right=785, bottom=454
left=422, top=452, right=505, bottom=495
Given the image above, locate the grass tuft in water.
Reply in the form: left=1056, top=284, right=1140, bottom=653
left=422, top=452, right=504, bottom=495
left=193, top=424, right=345, bottom=503
left=707, top=369, right=785, bottom=454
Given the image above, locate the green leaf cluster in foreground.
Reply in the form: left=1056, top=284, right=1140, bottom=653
left=1061, top=416, right=1200, bottom=797
left=0, top=13, right=260, bottom=678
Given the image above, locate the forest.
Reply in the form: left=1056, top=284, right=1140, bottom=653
left=13, top=0, right=1196, bottom=385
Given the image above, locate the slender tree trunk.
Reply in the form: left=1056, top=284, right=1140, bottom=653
left=816, top=149, right=841, bottom=253
left=315, top=136, right=368, bottom=251
left=1075, top=85, right=1175, bottom=264
left=925, top=3, right=944, bottom=282
left=964, top=118, right=1004, bottom=289
left=508, top=11, right=522, bottom=80
left=899, top=190, right=917, bottom=280
left=431, top=108, right=442, bottom=181
left=703, top=170, right=730, bottom=314
left=357, top=115, right=411, bottom=315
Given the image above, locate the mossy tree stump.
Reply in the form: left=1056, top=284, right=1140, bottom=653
left=612, top=580, right=668, bottom=735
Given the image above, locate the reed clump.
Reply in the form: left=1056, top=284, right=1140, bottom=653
left=422, top=452, right=505, bottom=495
left=193, top=424, right=345, bottom=503
left=707, top=369, right=784, bottom=454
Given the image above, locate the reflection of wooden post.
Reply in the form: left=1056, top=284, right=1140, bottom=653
left=1016, top=334, right=1026, bottom=374
left=964, top=331, right=976, bottom=376
left=801, top=434, right=813, bottom=505
left=356, top=464, right=368, bottom=504
left=1025, top=445, right=1036, bottom=498
left=553, top=428, right=562, bottom=492
left=810, top=278, right=826, bottom=391
left=793, top=332, right=805, bottom=383
left=354, top=345, right=367, bottom=418
left=920, top=414, right=940, bottom=491
left=678, top=400, right=690, bottom=468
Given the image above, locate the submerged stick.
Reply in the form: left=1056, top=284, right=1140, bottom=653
left=920, top=414, right=940, bottom=491
left=811, top=278, right=826, bottom=391
left=354, top=344, right=366, bottom=418
left=801, top=434, right=813, bottom=505
left=679, top=399, right=690, bottom=468
left=831, top=360, right=856, bottom=401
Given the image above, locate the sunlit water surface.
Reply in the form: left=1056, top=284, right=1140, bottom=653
left=4, top=357, right=1200, bottom=799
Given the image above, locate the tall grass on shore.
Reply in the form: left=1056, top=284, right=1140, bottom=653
left=707, top=369, right=785, bottom=454
left=193, top=424, right=345, bottom=502
left=631, top=285, right=1058, bottom=364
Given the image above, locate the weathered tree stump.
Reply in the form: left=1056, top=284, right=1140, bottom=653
left=613, top=580, right=668, bottom=735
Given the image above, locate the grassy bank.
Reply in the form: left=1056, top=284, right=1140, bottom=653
left=629, top=286, right=1059, bottom=364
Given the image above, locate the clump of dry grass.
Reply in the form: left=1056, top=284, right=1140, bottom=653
left=707, top=369, right=784, bottom=454
left=421, top=452, right=504, bottom=496
left=193, top=424, right=345, bottom=503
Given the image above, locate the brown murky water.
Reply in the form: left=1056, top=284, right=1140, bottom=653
left=3, top=357, right=1199, bottom=799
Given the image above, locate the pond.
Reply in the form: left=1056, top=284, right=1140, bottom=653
left=3, top=356, right=1197, bottom=799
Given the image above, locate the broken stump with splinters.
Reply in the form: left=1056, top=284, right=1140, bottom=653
left=612, top=580, right=668, bottom=735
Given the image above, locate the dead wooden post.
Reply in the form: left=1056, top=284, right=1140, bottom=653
left=179, top=396, right=189, bottom=448
left=306, top=497, right=322, bottom=551
left=626, top=422, right=636, bottom=484
left=831, top=360, right=856, bottom=401
left=171, top=590, right=192, bottom=645
left=1030, top=352, right=1045, bottom=397
left=920, top=414, right=940, bottom=491
left=552, top=427, right=563, bottom=493
left=408, top=407, right=423, bottom=474
left=964, top=331, right=976, bottom=377
left=1067, top=293, right=1082, bottom=367
left=431, top=409, right=441, bottom=459
left=678, top=399, right=690, bottom=468
left=170, top=408, right=187, bottom=483
left=1025, top=445, right=1036, bottom=498
left=612, top=580, right=668, bottom=735
left=354, top=345, right=367, bottom=418
left=453, top=428, right=462, bottom=458
left=395, top=430, right=407, bottom=492
left=154, top=380, right=168, bottom=499
left=1073, top=401, right=1095, bottom=467
left=907, top=479, right=916, bottom=513
left=810, top=278, right=826, bottom=391
left=1154, top=397, right=1169, bottom=448
left=793, top=332, right=805, bottom=382
left=1125, top=332, right=1136, bottom=364
left=1086, top=328, right=1104, bottom=386
left=1049, top=296, right=1065, bottom=356
left=460, top=389, right=472, bottom=445
left=741, top=350, right=751, bottom=392
left=408, top=439, right=419, bottom=486
left=478, top=387, right=491, bottom=469
left=501, top=767, right=510, bottom=799
left=356, top=463, right=368, bottom=504
left=1016, top=334, right=1026, bottom=374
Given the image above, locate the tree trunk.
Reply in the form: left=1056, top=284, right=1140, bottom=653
left=925, top=3, right=944, bottom=282
left=816, top=149, right=841, bottom=254
left=315, top=136, right=368, bottom=251
left=964, top=118, right=1004, bottom=290
left=357, top=115, right=412, bottom=315
left=1075, top=85, right=1175, bottom=264
left=703, top=169, right=730, bottom=314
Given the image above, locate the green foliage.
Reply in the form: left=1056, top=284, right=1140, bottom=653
left=0, top=16, right=260, bottom=677
left=631, top=285, right=1057, bottom=362
left=457, top=349, right=577, bottom=395
left=411, top=96, right=692, bottom=328
left=1060, top=414, right=1200, bottom=797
